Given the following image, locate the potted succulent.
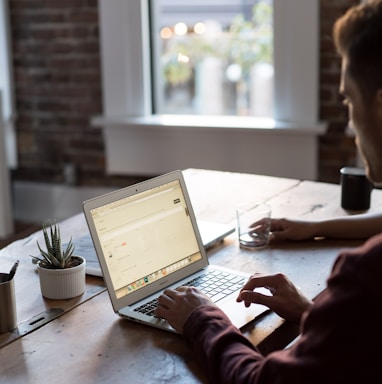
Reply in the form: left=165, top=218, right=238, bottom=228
left=31, top=221, right=86, bottom=300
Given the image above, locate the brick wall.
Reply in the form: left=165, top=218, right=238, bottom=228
left=9, top=0, right=359, bottom=186
left=9, top=0, right=109, bottom=185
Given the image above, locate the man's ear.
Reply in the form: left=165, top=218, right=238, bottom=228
left=377, top=89, right=382, bottom=122
left=376, top=89, right=382, bottom=116
left=377, top=89, right=382, bottom=104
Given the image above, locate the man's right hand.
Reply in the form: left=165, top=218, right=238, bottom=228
left=237, top=273, right=313, bottom=323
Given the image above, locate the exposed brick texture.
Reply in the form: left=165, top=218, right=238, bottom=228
left=9, top=0, right=116, bottom=185
left=8, top=0, right=359, bottom=186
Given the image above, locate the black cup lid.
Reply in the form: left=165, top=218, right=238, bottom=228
left=340, top=166, right=366, bottom=176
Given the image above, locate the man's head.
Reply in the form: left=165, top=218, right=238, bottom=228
left=333, top=0, right=382, bottom=183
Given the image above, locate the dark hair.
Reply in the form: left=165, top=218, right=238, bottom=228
left=333, top=0, right=382, bottom=102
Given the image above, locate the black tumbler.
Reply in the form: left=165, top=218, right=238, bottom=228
left=340, top=167, right=373, bottom=211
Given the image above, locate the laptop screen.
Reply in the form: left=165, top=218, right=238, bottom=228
left=89, top=179, right=203, bottom=300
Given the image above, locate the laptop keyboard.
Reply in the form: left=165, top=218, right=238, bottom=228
left=134, top=269, right=247, bottom=317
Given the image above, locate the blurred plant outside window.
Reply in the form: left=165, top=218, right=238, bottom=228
left=151, top=1, right=273, bottom=117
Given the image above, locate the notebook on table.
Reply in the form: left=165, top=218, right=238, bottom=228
left=82, top=170, right=268, bottom=332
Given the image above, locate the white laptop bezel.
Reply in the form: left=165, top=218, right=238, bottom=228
left=83, top=170, right=209, bottom=313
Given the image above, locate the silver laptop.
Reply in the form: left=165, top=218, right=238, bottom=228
left=82, top=170, right=268, bottom=332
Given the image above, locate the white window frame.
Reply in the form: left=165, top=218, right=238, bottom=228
left=0, top=0, right=15, bottom=237
left=95, top=0, right=326, bottom=180
left=0, top=0, right=17, bottom=168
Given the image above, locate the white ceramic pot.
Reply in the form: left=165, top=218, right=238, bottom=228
left=37, top=256, right=86, bottom=300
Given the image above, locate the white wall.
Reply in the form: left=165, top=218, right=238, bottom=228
left=0, top=92, right=14, bottom=238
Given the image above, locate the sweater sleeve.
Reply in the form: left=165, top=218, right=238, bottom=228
left=182, top=233, right=382, bottom=384
left=183, top=305, right=267, bottom=383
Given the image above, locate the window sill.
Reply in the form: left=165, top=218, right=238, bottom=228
left=92, top=114, right=327, bottom=136
left=92, top=114, right=327, bottom=180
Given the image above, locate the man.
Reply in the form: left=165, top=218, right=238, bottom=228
left=155, top=1, right=382, bottom=383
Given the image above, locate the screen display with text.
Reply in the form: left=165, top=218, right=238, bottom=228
left=90, top=180, right=202, bottom=298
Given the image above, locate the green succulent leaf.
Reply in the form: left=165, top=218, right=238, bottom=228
left=33, top=221, right=76, bottom=269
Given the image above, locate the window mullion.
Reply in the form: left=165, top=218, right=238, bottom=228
left=99, top=0, right=152, bottom=117
left=273, top=0, right=319, bottom=123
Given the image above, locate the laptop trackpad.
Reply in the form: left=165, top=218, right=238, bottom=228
left=218, top=290, right=269, bottom=329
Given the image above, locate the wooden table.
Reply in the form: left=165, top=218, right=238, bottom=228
left=1, top=169, right=382, bottom=383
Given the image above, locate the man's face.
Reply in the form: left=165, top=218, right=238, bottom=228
left=340, top=58, right=382, bottom=183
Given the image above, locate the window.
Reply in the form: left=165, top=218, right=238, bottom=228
left=96, top=0, right=325, bottom=180
left=98, top=0, right=320, bottom=124
left=150, top=1, right=273, bottom=117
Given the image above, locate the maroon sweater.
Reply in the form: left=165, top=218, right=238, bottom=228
left=183, top=234, right=382, bottom=383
